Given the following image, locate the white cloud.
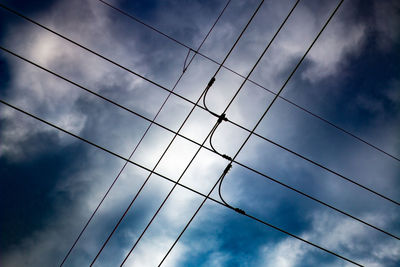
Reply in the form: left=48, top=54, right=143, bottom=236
left=260, top=211, right=399, bottom=267
left=1, top=0, right=399, bottom=267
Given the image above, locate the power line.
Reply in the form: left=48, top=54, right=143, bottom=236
left=88, top=1, right=266, bottom=265
left=120, top=1, right=304, bottom=264
left=1, top=4, right=398, bottom=205
left=1, top=46, right=398, bottom=240
left=0, top=98, right=363, bottom=267
left=58, top=1, right=233, bottom=265
left=158, top=1, right=365, bottom=266
left=159, top=172, right=363, bottom=267
left=203, top=0, right=301, bottom=118
left=96, top=0, right=400, bottom=163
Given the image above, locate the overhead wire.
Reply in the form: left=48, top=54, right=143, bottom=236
left=0, top=3, right=396, bottom=264
left=121, top=0, right=301, bottom=263
left=157, top=1, right=366, bottom=266
left=88, top=1, right=266, bottom=265
left=95, top=0, right=400, bottom=164
left=116, top=0, right=299, bottom=252
left=219, top=0, right=348, bottom=214
left=205, top=0, right=302, bottom=159
left=57, top=0, right=233, bottom=265
left=0, top=47, right=397, bottom=240
left=1, top=3, right=398, bottom=206
left=117, top=1, right=267, bottom=264
left=0, top=39, right=399, bottom=243
left=0, top=46, right=398, bottom=241
left=0, top=98, right=363, bottom=267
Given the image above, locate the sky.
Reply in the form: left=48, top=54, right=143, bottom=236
left=0, top=0, right=399, bottom=266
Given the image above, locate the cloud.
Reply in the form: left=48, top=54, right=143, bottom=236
left=1, top=0, right=399, bottom=266
left=260, top=211, right=400, bottom=267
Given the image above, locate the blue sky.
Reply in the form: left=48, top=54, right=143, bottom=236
left=0, top=0, right=399, bottom=266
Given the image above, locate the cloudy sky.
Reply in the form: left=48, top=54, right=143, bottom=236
left=0, top=0, right=399, bottom=266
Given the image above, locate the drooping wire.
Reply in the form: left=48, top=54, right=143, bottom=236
left=208, top=113, right=232, bottom=160
left=204, top=0, right=302, bottom=160
left=1, top=0, right=397, bottom=241
left=217, top=164, right=247, bottom=215
left=1, top=3, right=398, bottom=206
left=158, top=1, right=364, bottom=266
left=58, top=1, right=231, bottom=265
left=95, top=0, right=400, bottom=163
left=219, top=0, right=347, bottom=215
left=0, top=99, right=383, bottom=266
left=117, top=1, right=267, bottom=265
left=87, top=1, right=234, bottom=266
left=1, top=33, right=398, bottom=240
left=2, top=45, right=397, bottom=242
left=0, top=0, right=397, bottom=249
left=159, top=169, right=363, bottom=267
left=208, top=0, right=303, bottom=208
left=87, top=1, right=264, bottom=266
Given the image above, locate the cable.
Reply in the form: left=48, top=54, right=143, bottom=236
left=158, top=167, right=363, bottom=267
left=158, top=1, right=365, bottom=266
left=206, top=0, right=301, bottom=163
left=0, top=0, right=397, bottom=244
left=117, top=1, right=266, bottom=264
left=119, top=119, right=220, bottom=266
left=58, top=1, right=232, bottom=265
left=182, top=48, right=192, bottom=73
left=1, top=4, right=398, bottom=205
left=96, top=0, right=400, bottom=163
left=0, top=99, right=382, bottom=266
left=88, top=1, right=265, bottom=265
left=208, top=114, right=231, bottom=160
left=1, top=47, right=398, bottom=240
left=202, top=0, right=301, bottom=117
left=0, top=3, right=199, bottom=111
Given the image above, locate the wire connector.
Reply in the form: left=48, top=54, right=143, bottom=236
left=223, top=163, right=232, bottom=174
left=207, top=77, right=216, bottom=88
left=234, top=207, right=246, bottom=215
left=222, top=154, right=232, bottom=161
left=217, top=113, right=228, bottom=123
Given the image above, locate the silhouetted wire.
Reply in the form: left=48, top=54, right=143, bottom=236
left=206, top=0, right=301, bottom=160
left=0, top=99, right=360, bottom=267
left=209, top=122, right=222, bottom=155
left=88, top=1, right=264, bottom=266
left=182, top=48, right=192, bottom=73
left=208, top=114, right=231, bottom=159
left=117, top=1, right=267, bottom=265
left=119, top=118, right=221, bottom=266
left=157, top=1, right=365, bottom=266
left=203, top=0, right=301, bottom=118
left=1, top=0, right=397, bottom=246
left=0, top=99, right=378, bottom=266
left=58, top=1, right=232, bottom=265
left=1, top=46, right=398, bottom=240
left=1, top=3, right=398, bottom=206
left=221, top=0, right=346, bottom=213
left=96, top=0, right=400, bottom=163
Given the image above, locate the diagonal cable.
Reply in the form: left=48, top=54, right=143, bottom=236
left=1, top=45, right=398, bottom=240
left=57, top=0, right=232, bottom=265
left=119, top=1, right=303, bottom=264
left=87, top=1, right=265, bottom=265
left=1, top=3, right=398, bottom=205
left=96, top=0, right=400, bottom=163
left=0, top=98, right=363, bottom=267
left=157, top=1, right=366, bottom=267
left=1, top=46, right=398, bottom=240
